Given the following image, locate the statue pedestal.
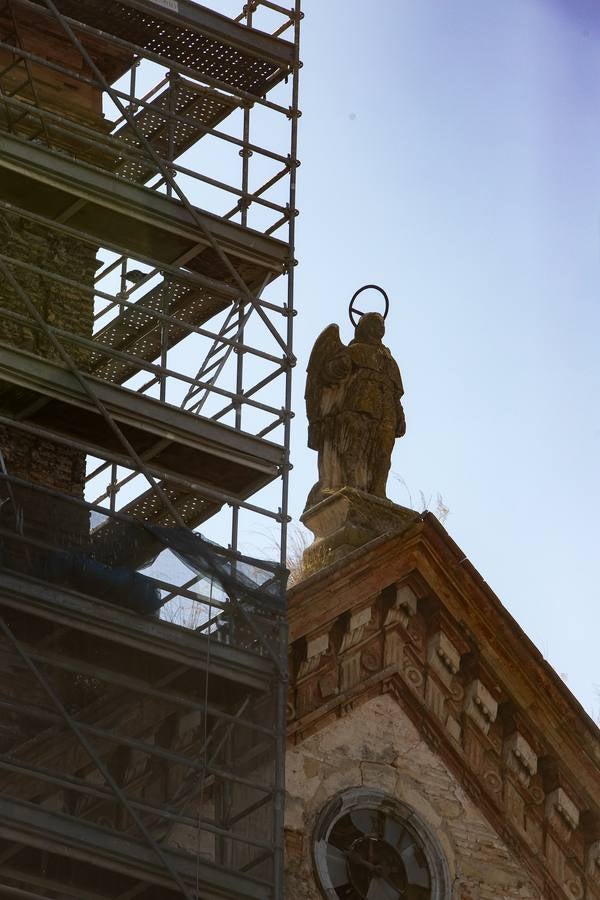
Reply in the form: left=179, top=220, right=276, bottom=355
left=300, top=488, right=418, bottom=574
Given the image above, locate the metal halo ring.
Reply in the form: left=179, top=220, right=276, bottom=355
left=349, top=284, right=390, bottom=327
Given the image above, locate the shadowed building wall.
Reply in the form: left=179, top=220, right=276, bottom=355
left=0, top=4, right=128, bottom=544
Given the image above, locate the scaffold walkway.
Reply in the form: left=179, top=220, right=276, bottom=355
left=0, top=0, right=301, bottom=896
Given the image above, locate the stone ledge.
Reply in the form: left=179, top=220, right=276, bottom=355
left=300, top=486, right=419, bottom=572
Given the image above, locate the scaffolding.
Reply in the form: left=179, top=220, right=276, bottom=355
left=0, top=0, right=301, bottom=896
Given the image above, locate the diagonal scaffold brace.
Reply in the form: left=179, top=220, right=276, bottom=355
left=41, top=0, right=294, bottom=360
left=0, top=239, right=283, bottom=668
left=0, top=614, right=197, bottom=900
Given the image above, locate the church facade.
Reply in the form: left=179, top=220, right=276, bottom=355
left=285, top=509, right=600, bottom=900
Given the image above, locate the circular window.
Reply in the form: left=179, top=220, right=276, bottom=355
left=312, top=789, right=450, bottom=900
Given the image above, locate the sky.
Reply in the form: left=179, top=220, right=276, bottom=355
left=285, top=0, right=600, bottom=719
left=105, top=0, right=599, bottom=720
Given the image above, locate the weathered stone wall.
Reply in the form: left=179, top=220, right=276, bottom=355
left=286, top=694, right=545, bottom=900
left=0, top=210, right=97, bottom=544
left=288, top=521, right=599, bottom=900
left=0, top=210, right=96, bottom=367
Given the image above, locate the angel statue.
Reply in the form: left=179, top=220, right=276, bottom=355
left=305, top=311, right=405, bottom=510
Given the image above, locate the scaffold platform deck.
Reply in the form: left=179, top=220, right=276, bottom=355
left=0, top=132, right=289, bottom=287
left=90, top=278, right=231, bottom=387
left=0, top=0, right=301, bottom=894
left=113, top=78, right=239, bottom=185
left=24, top=0, right=295, bottom=89
left=0, top=565, right=282, bottom=900
left=0, top=344, right=282, bottom=500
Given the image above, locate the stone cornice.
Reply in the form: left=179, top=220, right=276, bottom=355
left=289, top=514, right=599, bottom=794
left=288, top=517, right=425, bottom=640
left=414, top=516, right=599, bottom=801
left=288, top=514, right=600, bottom=900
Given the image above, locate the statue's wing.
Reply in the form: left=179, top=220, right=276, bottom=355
left=305, top=324, right=346, bottom=449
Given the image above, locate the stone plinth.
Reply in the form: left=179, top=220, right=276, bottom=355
left=300, top=487, right=418, bottom=573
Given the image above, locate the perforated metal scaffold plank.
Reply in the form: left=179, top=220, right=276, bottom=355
left=113, top=77, right=239, bottom=185
left=90, top=278, right=230, bottom=386
left=91, top=487, right=220, bottom=567
left=23, top=0, right=295, bottom=89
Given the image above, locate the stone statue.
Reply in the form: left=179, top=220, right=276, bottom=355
left=305, top=312, right=405, bottom=509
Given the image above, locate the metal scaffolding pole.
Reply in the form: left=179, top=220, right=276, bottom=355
left=0, top=1, right=300, bottom=895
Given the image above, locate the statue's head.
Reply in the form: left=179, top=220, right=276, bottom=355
left=354, top=312, right=385, bottom=345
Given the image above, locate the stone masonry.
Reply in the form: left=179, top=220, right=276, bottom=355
left=0, top=0, right=114, bottom=546
left=287, top=693, right=545, bottom=900
left=0, top=211, right=97, bottom=543
left=286, top=511, right=600, bottom=900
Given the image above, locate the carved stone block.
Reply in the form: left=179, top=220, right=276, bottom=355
left=384, top=583, right=418, bottom=628
left=318, top=670, right=338, bottom=699
left=463, top=723, right=486, bottom=773
left=350, top=605, right=372, bottom=630
left=402, top=650, right=425, bottom=698
left=298, top=631, right=329, bottom=679
left=427, top=630, right=461, bottom=688
left=296, top=681, right=320, bottom=718
left=301, top=487, right=418, bottom=568
left=505, top=731, right=538, bottom=786
left=545, top=833, right=566, bottom=883
left=361, top=646, right=380, bottom=673
left=546, top=786, right=580, bottom=833
left=383, top=628, right=406, bottom=669
left=465, top=679, right=498, bottom=735
left=564, top=865, right=584, bottom=900
left=307, top=632, right=329, bottom=659
left=425, top=674, right=447, bottom=722
left=587, top=840, right=600, bottom=885
left=445, top=714, right=462, bottom=743
left=340, top=604, right=373, bottom=653
left=524, top=811, right=544, bottom=852
left=504, top=778, right=526, bottom=830
left=340, top=653, right=361, bottom=692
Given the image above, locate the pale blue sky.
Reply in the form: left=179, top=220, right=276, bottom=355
left=289, top=0, right=600, bottom=718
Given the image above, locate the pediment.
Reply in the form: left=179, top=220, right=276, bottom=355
left=287, top=514, right=600, bottom=900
